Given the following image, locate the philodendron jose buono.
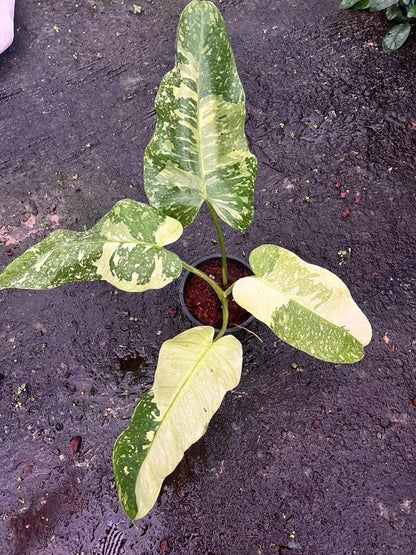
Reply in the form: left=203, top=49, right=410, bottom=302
left=0, top=0, right=372, bottom=520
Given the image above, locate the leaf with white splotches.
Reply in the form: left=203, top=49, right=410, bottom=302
left=144, top=0, right=257, bottom=231
left=0, top=200, right=183, bottom=292
left=233, top=245, right=372, bottom=363
left=382, top=23, right=411, bottom=52
left=113, top=326, right=243, bottom=520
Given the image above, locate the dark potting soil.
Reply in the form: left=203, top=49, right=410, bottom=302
left=183, top=259, right=252, bottom=329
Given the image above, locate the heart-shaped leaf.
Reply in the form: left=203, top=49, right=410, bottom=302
left=0, top=200, right=183, bottom=292
left=144, top=0, right=257, bottom=231
left=113, top=326, right=243, bottom=520
left=233, top=245, right=372, bottom=363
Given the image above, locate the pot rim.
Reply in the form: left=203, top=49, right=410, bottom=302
left=179, top=255, right=254, bottom=335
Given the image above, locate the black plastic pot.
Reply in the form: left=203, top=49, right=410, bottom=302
left=179, top=255, right=254, bottom=335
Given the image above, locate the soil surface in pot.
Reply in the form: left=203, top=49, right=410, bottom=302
left=184, top=259, right=252, bottom=329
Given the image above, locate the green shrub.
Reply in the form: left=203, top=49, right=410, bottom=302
left=339, top=0, right=416, bottom=52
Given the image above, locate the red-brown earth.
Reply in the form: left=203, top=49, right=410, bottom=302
left=183, top=258, right=252, bottom=330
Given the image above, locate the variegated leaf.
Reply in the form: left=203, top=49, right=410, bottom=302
left=233, top=245, right=372, bottom=363
left=144, top=0, right=257, bottom=231
left=113, top=326, right=242, bottom=520
left=0, top=200, right=183, bottom=292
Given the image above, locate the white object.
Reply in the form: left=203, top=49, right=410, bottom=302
left=0, top=0, right=15, bottom=54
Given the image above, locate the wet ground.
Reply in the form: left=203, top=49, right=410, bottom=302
left=1, top=0, right=416, bottom=553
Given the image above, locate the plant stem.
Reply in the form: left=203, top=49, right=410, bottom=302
left=224, top=282, right=235, bottom=297
left=216, top=295, right=229, bottom=341
left=182, top=262, right=225, bottom=300
left=181, top=261, right=229, bottom=340
left=206, top=201, right=228, bottom=287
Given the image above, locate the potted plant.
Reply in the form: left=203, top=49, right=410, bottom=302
left=0, top=0, right=372, bottom=521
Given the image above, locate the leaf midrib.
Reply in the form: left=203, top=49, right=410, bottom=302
left=2, top=240, right=167, bottom=283
left=196, top=12, right=207, bottom=200
left=136, top=335, right=216, bottom=486
left=30, top=238, right=166, bottom=258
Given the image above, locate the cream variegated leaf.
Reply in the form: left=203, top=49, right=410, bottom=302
left=233, top=245, right=372, bottom=363
left=0, top=200, right=183, bottom=292
left=144, top=0, right=257, bottom=231
left=113, top=326, right=243, bottom=520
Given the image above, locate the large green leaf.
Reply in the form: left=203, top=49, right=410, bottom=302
left=113, top=326, right=242, bottom=520
left=233, top=245, right=372, bottom=364
left=382, top=22, right=411, bottom=51
left=144, top=0, right=257, bottom=232
left=0, top=200, right=183, bottom=292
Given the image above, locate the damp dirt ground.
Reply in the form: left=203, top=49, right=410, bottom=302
left=1, top=1, right=416, bottom=553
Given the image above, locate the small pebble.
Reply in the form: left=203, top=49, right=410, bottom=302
left=160, top=539, right=169, bottom=554
left=69, top=435, right=82, bottom=454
